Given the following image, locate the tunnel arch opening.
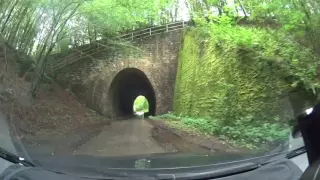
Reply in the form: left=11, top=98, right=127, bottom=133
left=133, top=95, right=149, bottom=114
left=108, top=68, right=156, bottom=117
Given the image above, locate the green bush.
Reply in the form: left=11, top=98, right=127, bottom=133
left=154, top=113, right=290, bottom=149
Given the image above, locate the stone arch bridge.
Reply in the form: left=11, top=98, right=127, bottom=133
left=48, top=22, right=187, bottom=118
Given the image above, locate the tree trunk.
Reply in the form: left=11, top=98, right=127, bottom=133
left=237, top=0, right=248, bottom=17
left=1, top=0, right=19, bottom=33
left=30, top=45, right=54, bottom=97
left=30, top=0, right=85, bottom=97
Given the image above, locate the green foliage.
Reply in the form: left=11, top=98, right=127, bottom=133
left=173, top=14, right=318, bottom=149
left=133, top=95, right=149, bottom=113
left=219, top=120, right=290, bottom=149
left=153, top=113, right=290, bottom=149
left=195, top=15, right=320, bottom=92
left=175, top=14, right=318, bottom=123
left=80, top=0, right=173, bottom=33
left=170, top=0, right=320, bottom=149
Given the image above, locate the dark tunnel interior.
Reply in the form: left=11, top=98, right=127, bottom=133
left=108, top=68, right=156, bottom=117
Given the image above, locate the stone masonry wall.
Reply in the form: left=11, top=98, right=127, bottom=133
left=52, top=30, right=182, bottom=117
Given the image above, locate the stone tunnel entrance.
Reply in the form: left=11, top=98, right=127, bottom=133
left=108, top=68, right=156, bottom=117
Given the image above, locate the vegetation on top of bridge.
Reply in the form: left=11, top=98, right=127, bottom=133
left=47, top=20, right=190, bottom=73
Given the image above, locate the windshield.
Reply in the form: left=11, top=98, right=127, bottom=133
left=0, top=0, right=316, bottom=171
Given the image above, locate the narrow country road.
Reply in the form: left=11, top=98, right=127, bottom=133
left=75, top=118, right=168, bottom=156
left=20, top=117, right=231, bottom=158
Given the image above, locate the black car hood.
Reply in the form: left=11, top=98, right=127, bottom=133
left=29, top=151, right=287, bottom=177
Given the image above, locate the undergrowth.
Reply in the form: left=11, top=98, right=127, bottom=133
left=150, top=113, right=290, bottom=149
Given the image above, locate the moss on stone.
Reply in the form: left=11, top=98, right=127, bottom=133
left=173, top=28, right=296, bottom=126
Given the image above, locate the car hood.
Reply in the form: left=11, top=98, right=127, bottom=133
left=29, top=151, right=287, bottom=177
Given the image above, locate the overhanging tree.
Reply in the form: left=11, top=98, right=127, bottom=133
left=0, top=0, right=177, bottom=97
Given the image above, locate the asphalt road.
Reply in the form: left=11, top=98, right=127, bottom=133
left=75, top=118, right=168, bottom=156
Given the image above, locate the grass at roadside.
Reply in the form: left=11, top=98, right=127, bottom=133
left=150, top=113, right=290, bottom=149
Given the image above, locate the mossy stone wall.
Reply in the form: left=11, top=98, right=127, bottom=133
left=173, top=29, right=294, bottom=125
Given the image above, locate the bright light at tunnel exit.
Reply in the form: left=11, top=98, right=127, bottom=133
left=133, top=95, right=149, bottom=114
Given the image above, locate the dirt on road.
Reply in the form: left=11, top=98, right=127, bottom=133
left=75, top=118, right=169, bottom=156
left=22, top=117, right=242, bottom=158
